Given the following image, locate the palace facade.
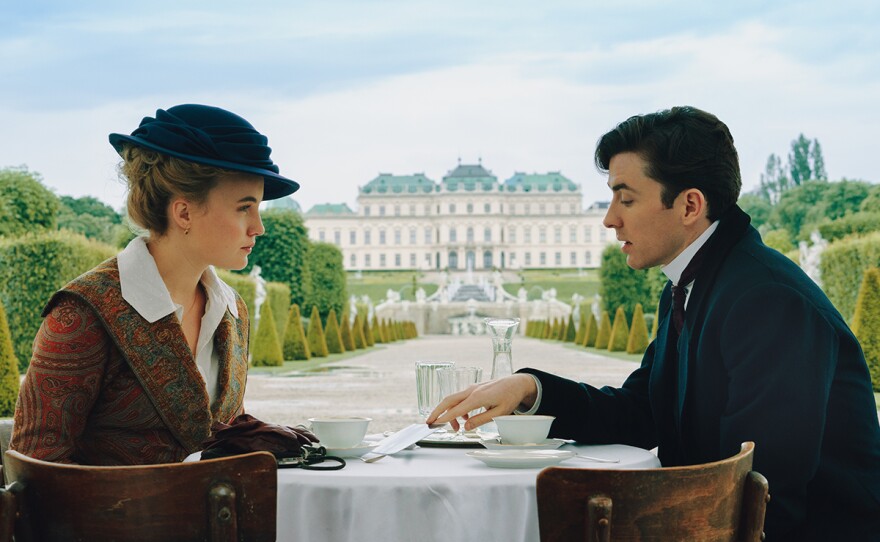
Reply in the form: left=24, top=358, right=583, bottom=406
left=293, top=161, right=614, bottom=271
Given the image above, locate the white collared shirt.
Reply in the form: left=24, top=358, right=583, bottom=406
left=117, top=237, right=239, bottom=404
left=661, top=221, right=719, bottom=308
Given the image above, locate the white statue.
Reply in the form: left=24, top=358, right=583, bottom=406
left=798, top=230, right=828, bottom=286
left=517, top=287, right=528, bottom=302
left=415, top=287, right=426, bottom=303
left=249, top=265, right=267, bottom=327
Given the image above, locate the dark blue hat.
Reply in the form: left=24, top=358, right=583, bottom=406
left=109, top=104, right=299, bottom=200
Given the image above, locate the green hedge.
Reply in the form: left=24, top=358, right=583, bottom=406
left=852, top=268, right=880, bottom=391
left=0, top=230, right=116, bottom=371
left=819, top=232, right=880, bottom=322
left=0, top=299, right=20, bottom=416
left=217, top=270, right=256, bottom=342
left=266, top=282, right=291, bottom=342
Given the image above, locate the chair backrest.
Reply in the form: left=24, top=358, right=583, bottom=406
left=536, top=441, right=769, bottom=542
left=0, top=419, right=13, bottom=468
left=2, top=449, right=278, bottom=542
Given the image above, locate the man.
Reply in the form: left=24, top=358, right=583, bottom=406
left=428, top=106, right=880, bottom=540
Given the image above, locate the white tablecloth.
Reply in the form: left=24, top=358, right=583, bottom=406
left=276, top=442, right=660, bottom=542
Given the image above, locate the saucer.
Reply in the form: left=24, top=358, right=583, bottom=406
left=480, top=438, right=566, bottom=451
left=323, top=442, right=378, bottom=458
left=466, top=449, right=575, bottom=469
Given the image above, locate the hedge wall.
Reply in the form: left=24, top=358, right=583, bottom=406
left=819, top=232, right=880, bottom=322
left=0, top=230, right=116, bottom=371
left=266, top=281, right=291, bottom=343
left=217, top=270, right=256, bottom=342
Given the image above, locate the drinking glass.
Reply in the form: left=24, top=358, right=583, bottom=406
left=437, top=366, right=483, bottom=440
left=415, top=361, right=455, bottom=419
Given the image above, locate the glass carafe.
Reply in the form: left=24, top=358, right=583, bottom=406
left=478, top=318, right=520, bottom=440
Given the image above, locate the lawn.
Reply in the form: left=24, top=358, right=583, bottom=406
left=248, top=344, right=384, bottom=375
left=346, top=271, right=438, bottom=303
left=502, top=269, right=601, bottom=303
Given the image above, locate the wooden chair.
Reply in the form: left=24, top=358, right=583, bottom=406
left=536, top=442, right=769, bottom=542
left=1, top=449, right=278, bottom=542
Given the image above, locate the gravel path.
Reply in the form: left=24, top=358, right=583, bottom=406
left=244, top=335, right=639, bottom=434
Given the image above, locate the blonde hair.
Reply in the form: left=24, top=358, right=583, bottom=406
left=119, top=145, right=229, bottom=235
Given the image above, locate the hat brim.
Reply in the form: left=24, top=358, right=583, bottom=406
left=109, top=133, right=299, bottom=200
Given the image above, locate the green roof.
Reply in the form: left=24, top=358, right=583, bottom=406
left=305, top=203, right=355, bottom=215
left=503, top=172, right=578, bottom=193
left=442, top=163, right=498, bottom=192
left=265, top=197, right=302, bottom=212
left=361, top=173, right=437, bottom=195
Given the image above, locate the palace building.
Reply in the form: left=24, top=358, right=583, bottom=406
left=289, top=161, right=614, bottom=271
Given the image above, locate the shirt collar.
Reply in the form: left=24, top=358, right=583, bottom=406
left=661, top=221, right=719, bottom=286
left=118, top=236, right=239, bottom=323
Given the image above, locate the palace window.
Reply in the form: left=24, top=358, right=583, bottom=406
left=570, top=203, right=577, bottom=214
left=539, top=203, right=546, bottom=214
left=409, top=228, right=417, bottom=244
left=484, top=227, right=491, bottom=242
left=484, top=203, right=491, bottom=213
left=540, top=252, right=546, bottom=266
left=394, top=205, right=400, bottom=216
left=539, top=227, right=547, bottom=243
left=318, top=230, right=325, bottom=241
left=409, top=204, right=416, bottom=216
left=555, top=252, right=561, bottom=265
left=364, top=229, right=372, bottom=245
left=350, top=230, right=357, bottom=244
left=555, top=203, right=561, bottom=215
left=569, top=226, right=577, bottom=243
left=395, top=254, right=401, bottom=267
left=509, top=227, right=516, bottom=244
left=379, top=230, right=386, bottom=245
left=585, top=251, right=592, bottom=266
left=449, top=227, right=457, bottom=242
left=379, top=205, right=386, bottom=216
left=334, top=230, right=341, bottom=245
left=365, top=254, right=371, bottom=267
left=467, top=227, right=474, bottom=243
left=467, top=203, right=473, bottom=214
left=524, top=203, right=531, bottom=214
left=554, top=226, right=561, bottom=243
left=449, top=203, right=456, bottom=213
left=570, top=251, right=577, bottom=265
left=584, top=226, right=592, bottom=242
left=525, top=252, right=532, bottom=266
left=364, top=206, right=371, bottom=217
left=410, top=253, right=416, bottom=267
left=599, top=229, right=607, bottom=242
left=524, top=227, right=532, bottom=243
left=350, top=254, right=356, bottom=267
left=380, top=254, right=386, bottom=267
left=394, top=229, right=401, bottom=244
left=424, top=227, right=432, bottom=244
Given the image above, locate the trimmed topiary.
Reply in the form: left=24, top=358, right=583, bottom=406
left=608, top=306, right=630, bottom=351
left=371, top=315, right=383, bottom=344
left=324, top=309, right=345, bottom=354
left=352, top=314, right=367, bottom=349
left=283, top=304, right=310, bottom=361
left=266, top=281, right=291, bottom=343
left=362, top=314, right=375, bottom=347
left=251, top=300, right=284, bottom=367
left=564, top=314, right=576, bottom=342
left=574, top=310, right=587, bottom=345
left=583, top=312, right=598, bottom=348
left=0, top=299, right=21, bottom=417
left=340, top=308, right=356, bottom=351
left=594, top=311, right=611, bottom=349
left=852, top=267, right=880, bottom=391
left=307, top=306, right=329, bottom=358
left=626, top=303, right=650, bottom=354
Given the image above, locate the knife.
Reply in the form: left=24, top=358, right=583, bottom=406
left=361, top=423, right=443, bottom=463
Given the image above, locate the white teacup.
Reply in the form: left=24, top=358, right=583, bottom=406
left=493, top=415, right=555, bottom=445
left=308, top=417, right=372, bottom=449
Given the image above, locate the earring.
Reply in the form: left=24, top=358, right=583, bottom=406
left=185, top=227, right=190, bottom=236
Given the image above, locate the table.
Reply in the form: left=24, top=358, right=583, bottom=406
left=276, top=441, right=660, bottom=542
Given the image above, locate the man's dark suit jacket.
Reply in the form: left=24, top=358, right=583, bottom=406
left=521, top=206, right=880, bottom=541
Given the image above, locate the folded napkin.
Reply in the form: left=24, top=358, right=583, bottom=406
left=201, top=413, right=319, bottom=460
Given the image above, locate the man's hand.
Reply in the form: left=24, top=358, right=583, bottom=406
left=426, top=374, right=538, bottom=431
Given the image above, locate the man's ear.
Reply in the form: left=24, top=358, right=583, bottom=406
left=169, top=198, right=192, bottom=233
left=680, top=188, right=709, bottom=226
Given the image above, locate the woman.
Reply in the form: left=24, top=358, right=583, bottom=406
left=10, top=104, right=299, bottom=465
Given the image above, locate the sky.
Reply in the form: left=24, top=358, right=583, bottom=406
left=1, top=0, right=878, bottom=213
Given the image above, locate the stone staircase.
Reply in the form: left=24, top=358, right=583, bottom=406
left=450, top=284, right=492, bottom=302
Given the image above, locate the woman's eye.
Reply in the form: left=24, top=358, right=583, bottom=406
left=620, top=199, right=633, bottom=205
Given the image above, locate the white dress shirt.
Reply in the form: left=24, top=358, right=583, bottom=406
left=117, top=236, right=240, bottom=404
left=519, top=220, right=719, bottom=415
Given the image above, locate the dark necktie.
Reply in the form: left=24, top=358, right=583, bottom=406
left=671, top=244, right=709, bottom=336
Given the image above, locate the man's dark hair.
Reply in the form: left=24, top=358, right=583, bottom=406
left=594, top=106, right=741, bottom=220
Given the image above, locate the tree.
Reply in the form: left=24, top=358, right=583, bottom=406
left=758, top=153, right=790, bottom=204
left=763, top=229, right=796, bottom=254
left=860, top=184, right=880, bottom=213
left=788, top=134, right=812, bottom=186
left=283, top=304, right=310, bottom=361
left=594, top=310, right=611, bottom=349
left=607, top=306, right=629, bottom=352
left=810, top=138, right=827, bottom=181
left=0, top=166, right=60, bottom=237
left=0, top=300, right=20, bottom=416
left=244, top=209, right=312, bottom=308
left=771, top=180, right=832, bottom=241
left=324, top=308, right=345, bottom=354
left=306, top=305, right=329, bottom=357
left=251, top=301, right=283, bottom=367
left=851, top=268, right=880, bottom=391
left=626, top=303, right=649, bottom=354
left=303, top=242, right=347, bottom=322
left=819, top=179, right=871, bottom=221
left=738, top=193, right=773, bottom=230
left=599, top=244, right=651, bottom=322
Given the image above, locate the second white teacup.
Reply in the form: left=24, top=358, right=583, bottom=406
left=308, top=417, right=372, bottom=449
left=493, top=415, right=555, bottom=445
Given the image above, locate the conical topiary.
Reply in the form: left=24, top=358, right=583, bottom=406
left=626, top=303, right=650, bottom=354
left=340, top=308, right=356, bottom=351
left=608, top=306, right=630, bottom=352
left=324, top=308, right=345, bottom=354
left=251, top=300, right=284, bottom=367
left=371, top=315, right=383, bottom=344
left=0, top=300, right=21, bottom=417
left=363, top=314, right=375, bottom=346
left=307, top=306, right=329, bottom=357
left=542, top=320, right=552, bottom=339
left=582, top=312, right=598, bottom=347
left=594, top=310, right=611, bottom=349
left=852, top=267, right=880, bottom=391
left=564, top=314, right=576, bottom=342
left=283, top=304, right=310, bottom=361
left=574, top=309, right=587, bottom=345
left=352, top=314, right=367, bottom=349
